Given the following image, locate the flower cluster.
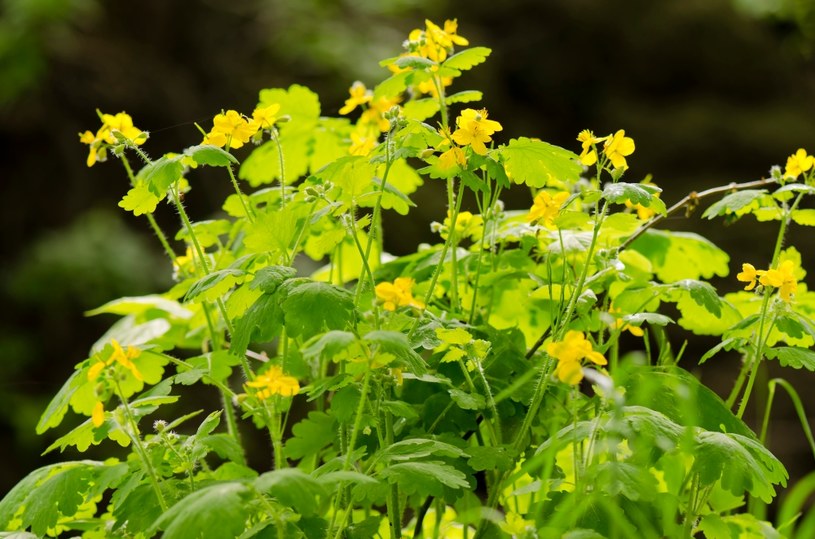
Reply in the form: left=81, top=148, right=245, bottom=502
left=87, top=339, right=143, bottom=427
left=375, top=277, right=425, bottom=311
left=737, top=260, right=799, bottom=302
left=527, top=190, right=569, bottom=228
left=406, top=19, right=468, bottom=64
left=338, top=81, right=400, bottom=154
left=246, top=365, right=300, bottom=399
left=546, top=330, right=607, bottom=385
left=577, top=129, right=636, bottom=170
left=79, top=111, right=146, bottom=167
left=202, top=104, right=281, bottom=150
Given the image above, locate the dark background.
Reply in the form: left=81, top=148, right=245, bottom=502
left=2, top=0, right=815, bottom=507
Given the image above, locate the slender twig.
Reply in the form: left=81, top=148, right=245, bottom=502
left=617, top=177, right=778, bottom=252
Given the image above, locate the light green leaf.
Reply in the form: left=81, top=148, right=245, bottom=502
left=791, top=209, right=815, bottom=226
left=499, top=137, right=581, bottom=188
left=184, top=269, right=247, bottom=302
left=766, top=346, right=815, bottom=371
left=36, top=370, right=83, bottom=434
left=85, top=295, right=192, bottom=319
left=381, top=438, right=467, bottom=461
left=118, top=181, right=160, bottom=216
left=702, top=190, right=768, bottom=219
left=183, top=144, right=238, bottom=167
left=443, top=47, right=491, bottom=71
left=630, top=229, right=730, bottom=282
left=446, top=90, right=483, bottom=104
left=139, top=155, right=183, bottom=195
left=363, top=330, right=427, bottom=374
left=402, top=98, right=439, bottom=121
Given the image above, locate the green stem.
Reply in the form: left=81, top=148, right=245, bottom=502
left=112, top=378, right=168, bottom=511
left=447, top=177, right=461, bottom=312
left=272, top=127, right=286, bottom=199
left=226, top=165, right=256, bottom=222
left=384, top=408, right=401, bottom=539
left=331, top=368, right=373, bottom=539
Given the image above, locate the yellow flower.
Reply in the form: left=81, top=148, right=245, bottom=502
left=437, top=210, right=483, bottom=240
left=207, top=110, right=257, bottom=149
left=251, top=103, right=281, bottom=130
left=358, top=96, right=400, bottom=133
left=500, top=512, right=534, bottom=536
left=603, top=129, right=635, bottom=169
left=246, top=365, right=300, bottom=399
left=546, top=330, right=607, bottom=385
left=609, top=307, right=644, bottom=337
left=79, top=111, right=145, bottom=167
left=760, top=260, right=798, bottom=302
left=451, top=108, right=503, bottom=155
left=375, top=277, right=425, bottom=311
left=784, top=148, right=814, bottom=179
left=426, top=19, right=469, bottom=49
left=527, top=190, right=570, bottom=228
left=437, top=146, right=467, bottom=171
left=339, top=81, right=372, bottom=115
left=576, top=129, right=606, bottom=166
left=88, top=339, right=143, bottom=382
left=736, top=262, right=762, bottom=291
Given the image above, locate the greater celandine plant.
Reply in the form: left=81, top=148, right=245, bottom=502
left=3, top=18, right=815, bottom=539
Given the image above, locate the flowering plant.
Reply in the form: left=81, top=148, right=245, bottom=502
left=3, top=18, right=815, bottom=539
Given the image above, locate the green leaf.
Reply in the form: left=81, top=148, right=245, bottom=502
left=255, top=469, right=326, bottom=516
left=36, top=370, right=83, bottom=433
left=499, top=137, right=581, bottom=188
left=317, top=155, right=376, bottom=200
left=395, top=55, right=435, bottom=69
left=622, top=312, right=673, bottom=328
left=702, top=190, right=768, bottom=219
left=467, top=445, right=514, bottom=472
left=301, top=330, right=358, bottom=362
left=231, top=294, right=283, bottom=357
left=791, top=209, right=815, bottom=226
left=603, top=182, right=666, bottom=214
left=380, top=438, right=467, bottom=461
left=363, top=330, right=427, bottom=375
left=443, top=47, right=491, bottom=71
left=243, top=205, right=305, bottom=254
left=139, top=155, right=183, bottom=195
left=175, top=219, right=232, bottom=248
left=250, top=265, right=298, bottom=293
left=284, top=411, right=337, bottom=460
left=692, top=430, right=788, bottom=503
left=184, top=269, right=247, bottom=302
left=449, top=388, right=486, bottom=410
left=446, top=90, right=483, bottom=104
left=622, top=366, right=756, bottom=439
left=630, top=229, right=730, bottom=282
left=118, top=181, right=161, bottom=216
left=402, top=98, right=439, bottom=121
left=379, top=461, right=470, bottom=496
left=184, top=350, right=243, bottom=385
left=766, top=346, right=815, bottom=371
left=184, top=144, right=239, bottom=166
left=151, top=482, right=252, bottom=539
left=85, top=295, right=192, bottom=319
left=373, top=71, right=411, bottom=100
left=258, top=84, right=321, bottom=126
left=282, top=281, right=356, bottom=339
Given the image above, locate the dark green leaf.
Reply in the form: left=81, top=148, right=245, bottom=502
left=284, top=411, right=337, bottom=460
left=250, top=265, right=298, bottom=293
left=184, top=269, right=247, bottom=302
left=140, top=155, right=183, bottom=195
left=282, top=281, right=356, bottom=339
left=379, top=461, right=470, bottom=496
left=151, top=482, right=252, bottom=539
left=255, top=469, right=325, bottom=516
left=363, top=330, right=427, bottom=375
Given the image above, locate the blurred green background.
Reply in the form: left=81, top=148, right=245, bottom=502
left=2, top=0, right=815, bottom=504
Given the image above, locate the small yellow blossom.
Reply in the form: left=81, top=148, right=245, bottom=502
left=92, top=401, right=106, bottom=428
left=451, top=108, right=503, bottom=155
left=358, top=96, right=400, bottom=133
left=736, top=263, right=762, bottom=291
left=79, top=111, right=146, bottom=167
left=437, top=210, right=483, bottom=241
left=527, top=190, right=570, bottom=228
left=339, top=81, right=372, bottom=115
left=760, top=260, right=798, bottom=302
left=437, top=146, right=467, bottom=171
left=576, top=129, right=606, bottom=166
left=88, top=339, right=143, bottom=382
left=246, top=365, right=300, bottom=399
left=375, top=277, right=425, bottom=311
left=206, top=110, right=257, bottom=149
left=609, top=307, right=644, bottom=337
left=547, top=330, right=607, bottom=385
left=251, top=103, right=281, bottom=130
left=603, top=129, right=635, bottom=169
left=500, top=512, right=534, bottom=536
left=784, top=148, right=814, bottom=179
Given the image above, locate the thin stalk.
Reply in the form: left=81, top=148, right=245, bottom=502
left=384, top=409, right=401, bottom=539
left=271, top=127, right=286, bottom=199
left=331, top=368, right=374, bottom=539
left=112, top=378, right=168, bottom=511
left=226, top=164, right=255, bottom=222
